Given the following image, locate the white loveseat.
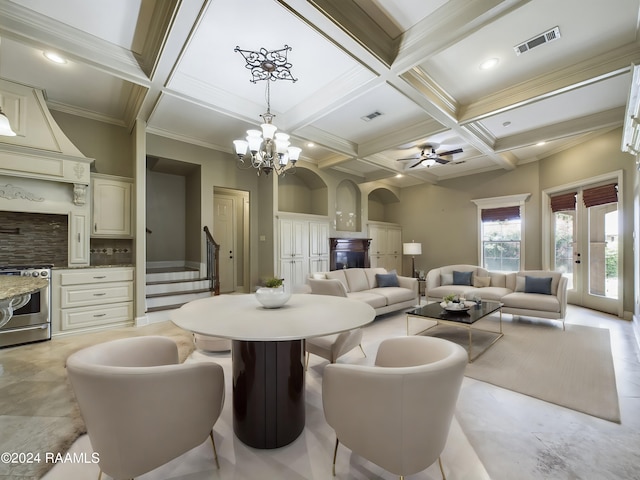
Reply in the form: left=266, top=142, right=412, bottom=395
left=426, top=264, right=568, bottom=328
left=308, top=268, right=419, bottom=316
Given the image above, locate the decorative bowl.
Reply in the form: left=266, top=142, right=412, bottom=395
left=255, top=286, right=291, bottom=309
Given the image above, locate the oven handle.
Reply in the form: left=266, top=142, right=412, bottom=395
left=0, top=324, right=49, bottom=334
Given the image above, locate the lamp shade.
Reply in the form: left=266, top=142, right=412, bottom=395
left=403, top=242, right=422, bottom=255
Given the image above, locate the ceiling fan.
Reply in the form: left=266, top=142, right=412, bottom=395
left=397, top=144, right=463, bottom=168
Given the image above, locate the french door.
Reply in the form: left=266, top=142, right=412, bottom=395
left=549, top=177, right=622, bottom=316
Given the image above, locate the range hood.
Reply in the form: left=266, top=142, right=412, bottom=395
left=0, top=77, right=93, bottom=200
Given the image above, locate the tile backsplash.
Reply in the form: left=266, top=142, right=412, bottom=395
left=0, top=211, right=68, bottom=266
left=90, top=238, right=133, bottom=266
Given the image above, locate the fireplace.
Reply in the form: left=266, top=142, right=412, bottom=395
left=329, top=238, right=371, bottom=270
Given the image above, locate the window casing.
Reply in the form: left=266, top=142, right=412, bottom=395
left=472, top=194, right=530, bottom=272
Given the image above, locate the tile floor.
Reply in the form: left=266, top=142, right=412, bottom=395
left=43, top=304, right=640, bottom=480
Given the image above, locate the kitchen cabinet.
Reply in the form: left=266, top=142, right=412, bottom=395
left=309, top=221, right=329, bottom=275
left=51, top=267, right=134, bottom=335
left=368, top=223, right=402, bottom=273
left=92, top=175, right=132, bottom=237
left=69, top=212, right=90, bottom=265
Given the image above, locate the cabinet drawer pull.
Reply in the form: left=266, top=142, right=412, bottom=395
left=93, top=313, right=106, bottom=318
left=93, top=293, right=106, bottom=296
left=77, top=233, right=81, bottom=243
left=93, top=276, right=107, bottom=279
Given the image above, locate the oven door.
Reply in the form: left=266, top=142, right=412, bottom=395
left=0, top=280, right=51, bottom=348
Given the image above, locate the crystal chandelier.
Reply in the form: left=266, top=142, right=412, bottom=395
left=233, top=45, right=301, bottom=176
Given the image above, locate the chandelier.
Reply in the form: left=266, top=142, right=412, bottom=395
left=233, top=45, right=301, bottom=176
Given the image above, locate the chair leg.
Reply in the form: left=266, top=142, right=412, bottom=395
left=210, top=430, right=220, bottom=469
left=98, top=470, right=102, bottom=480
left=332, top=437, right=339, bottom=476
left=358, top=343, right=366, bottom=358
left=438, top=456, right=446, bottom=480
left=305, top=351, right=310, bottom=370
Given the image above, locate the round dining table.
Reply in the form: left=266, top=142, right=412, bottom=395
left=171, top=293, right=375, bottom=449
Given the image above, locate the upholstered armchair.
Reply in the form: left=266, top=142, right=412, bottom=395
left=66, top=336, right=225, bottom=480
left=322, top=336, right=467, bottom=479
left=305, top=329, right=366, bottom=369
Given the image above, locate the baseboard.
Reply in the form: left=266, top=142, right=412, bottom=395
left=135, top=314, right=149, bottom=327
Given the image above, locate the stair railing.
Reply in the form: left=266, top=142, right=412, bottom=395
left=203, top=226, right=220, bottom=295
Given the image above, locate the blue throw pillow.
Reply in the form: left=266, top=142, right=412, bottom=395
left=452, top=271, right=472, bottom=286
left=524, top=276, right=552, bottom=295
left=376, top=273, right=399, bottom=287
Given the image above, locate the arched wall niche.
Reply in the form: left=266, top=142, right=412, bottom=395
left=368, top=187, right=400, bottom=222
left=277, top=167, right=328, bottom=215
left=336, top=179, right=361, bottom=232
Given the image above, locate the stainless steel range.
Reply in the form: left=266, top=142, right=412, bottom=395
left=0, top=265, right=51, bottom=348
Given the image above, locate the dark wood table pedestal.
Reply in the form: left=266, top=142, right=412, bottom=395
left=232, top=339, right=305, bottom=449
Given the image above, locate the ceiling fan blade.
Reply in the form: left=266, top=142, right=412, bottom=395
left=409, top=159, right=424, bottom=168
left=397, top=156, right=420, bottom=162
left=438, top=148, right=463, bottom=156
left=435, top=158, right=449, bottom=165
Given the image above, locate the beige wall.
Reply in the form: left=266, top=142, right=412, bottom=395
left=146, top=170, right=186, bottom=262
left=51, top=111, right=133, bottom=177
left=185, top=169, right=201, bottom=264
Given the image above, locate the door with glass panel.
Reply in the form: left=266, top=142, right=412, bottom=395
left=550, top=183, right=620, bottom=315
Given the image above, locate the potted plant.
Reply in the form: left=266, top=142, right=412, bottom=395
left=255, top=277, right=290, bottom=308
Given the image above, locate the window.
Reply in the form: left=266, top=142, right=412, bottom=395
left=472, top=194, right=530, bottom=272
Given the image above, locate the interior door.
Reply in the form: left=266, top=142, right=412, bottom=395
left=214, top=195, right=236, bottom=294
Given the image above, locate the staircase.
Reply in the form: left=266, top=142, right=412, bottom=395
left=145, top=266, right=212, bottom=322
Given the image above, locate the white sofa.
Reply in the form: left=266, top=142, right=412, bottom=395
left=308, top=268, right=418, bottom=316
left=426, top=264, right=568, bottom=328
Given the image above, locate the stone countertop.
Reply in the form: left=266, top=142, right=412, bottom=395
left=0, top=276, right=48, bottom=301
left=52, top=264, right=134, bottom=270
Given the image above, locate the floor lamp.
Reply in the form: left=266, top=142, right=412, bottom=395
left=403, top=242, right=422, bottom=278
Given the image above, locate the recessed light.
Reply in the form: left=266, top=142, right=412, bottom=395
left=536, top=141, right=546, bottom=146
left=395, top=174, right=403, bottom=178
left=479, top=57, right=499, bottom=70
left=43, top=51, right=67, bottom=64
left=306, top=142, right=315, bottom=147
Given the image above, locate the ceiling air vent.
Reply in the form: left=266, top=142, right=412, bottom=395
left=361, top=111, right=383, bottom=122
left=514, top=26, right=561, bottom=56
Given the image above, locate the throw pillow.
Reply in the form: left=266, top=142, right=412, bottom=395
left=312, top=273, right=327, bottom=280
left=515, top=276, right=525, bottom=292
left=524, top=276, right=553, bottom=295
left=473, top=276, right=491, bottom=288
left=376, top=272, right=399, bottom=287
left=441, top=273, right=453, bottom=286
left=453, top=270, right=473, bottom=286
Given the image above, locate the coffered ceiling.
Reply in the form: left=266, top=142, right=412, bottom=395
left=0, top=0, right=638, bottom=187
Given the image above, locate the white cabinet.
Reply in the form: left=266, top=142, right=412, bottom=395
left=309, top=221, right=329, bottom=275
left=92, top=175, right=132, bottom=237
left=52, top=267, right=134, bottom=335
left=277, top=217, right=330, bottom=289
left=69, top=212, right=90, bottom=265
left=368, top=223, right=402, bottom=273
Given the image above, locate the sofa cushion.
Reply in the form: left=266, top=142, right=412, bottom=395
left=525, top=276, right=553, bottom=295
left=501, top=292, right=560, bottom=313
left=453, top=271, right=473, bottom=285
left=326, top=270, right=349, bottom=292
left=312, top=272, right=327, bottom=279
left=441, top=273, right=454, bottom=285
left=473, top=276, right=491, bottom=288
left=428, top=285, right=472, bottom=299
left=518, top=271, right=561, bottom=295
left=344, top=268, right=369, bottom=292
left=376, top=272, right=399, bottom=287
left=369, top=287, right=415, bottom=304
left=463, top=286, right=512, bottom=302
left=346, top=291, right=388, bottom=309
left=515, top=275, right=525, bottom=292
left=489, top=272, right=507, bottom=288
left=365, top=267, right=388, bottom=288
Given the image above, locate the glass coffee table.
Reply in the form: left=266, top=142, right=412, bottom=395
left=406, top=301, right=503, bottom=362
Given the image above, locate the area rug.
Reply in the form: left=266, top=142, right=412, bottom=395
left=0, top=321, right=195, bottom=479
left=424, top=318, right=620, bottom=423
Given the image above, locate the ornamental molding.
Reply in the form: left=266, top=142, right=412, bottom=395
left=0, top=184, right=44, bottom=202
